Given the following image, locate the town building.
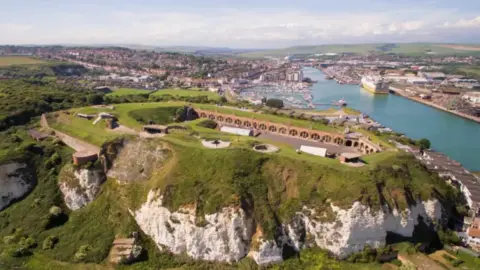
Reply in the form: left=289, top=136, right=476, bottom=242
left=467, top=217, right=480, bottom=251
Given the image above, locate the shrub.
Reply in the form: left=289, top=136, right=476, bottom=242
left=19, top=237, right=37, bottom=249
left=42, top=236, right=58, bottom=250
left=417, top=138, right=431, bottom=149
left=49, top=206, right=63, bottom=216
left=3, top=235, right=16, bottom=244
left=452, top=259, right=464, bottom=267
left=74, top=245, right=92, bottom=262
left=3, top=246, right=32, bottom=258
left=391, top=259, right=402, bottom=266
left=197, top=119, right=218, bottom=129
left=265, top=98, right=284, bottom=109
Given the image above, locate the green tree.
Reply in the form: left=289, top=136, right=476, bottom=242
left=417, top=138, right=431, bottom=150
left=266, top=98, right=284, bottom=109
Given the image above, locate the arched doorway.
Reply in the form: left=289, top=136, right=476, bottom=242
left=268, top=125, right=277, bottom=132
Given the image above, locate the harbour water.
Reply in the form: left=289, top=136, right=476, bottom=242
left=303, top=67, right=480, bottom=171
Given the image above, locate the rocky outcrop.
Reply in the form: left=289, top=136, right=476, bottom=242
left=58, top=165, right=105, bottom=210
left=0, top=162, right=35, bottom=211
left=134, top=191, right=443, bottom=265
left=107, top=139, right=169, bottom=183
left=285, top=200, right=443, bottom=259
left=133, top=190, right=254, bottom=263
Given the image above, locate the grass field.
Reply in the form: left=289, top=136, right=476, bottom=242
left=104, top=88, right=153, bottom=97
left=48, top=112, right=120, bottom=146
left=151, top=88, right=221, bottom=100
left=0, top=56, right=47, bottom=66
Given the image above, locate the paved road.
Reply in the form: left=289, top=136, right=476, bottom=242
left=258, top=133, right=358, bottom=154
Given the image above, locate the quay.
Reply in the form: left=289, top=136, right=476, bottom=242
left=389, top=86, right=480, bottom=124
left=305, top=67, right=480, bottom=171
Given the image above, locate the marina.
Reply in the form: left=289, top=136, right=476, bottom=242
left=305, top=67, right=480, bottom=171
left=239, top=67, right=480, bottom=171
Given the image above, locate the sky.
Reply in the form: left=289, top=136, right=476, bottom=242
left=1, top=0, right=480, bottom=48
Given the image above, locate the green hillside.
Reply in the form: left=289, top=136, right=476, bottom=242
left=240, top=43, right=480, bottom=58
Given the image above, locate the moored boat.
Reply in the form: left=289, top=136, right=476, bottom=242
left=361, top=76, right=389, bottom=94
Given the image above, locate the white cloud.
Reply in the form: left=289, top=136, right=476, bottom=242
left=443, top=16, right=480, bottom=28
left=0, top=9, right=479, bottom=47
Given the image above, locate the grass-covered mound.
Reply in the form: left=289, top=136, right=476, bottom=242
left=128, top=106, right=183, bottom=125
left=149, top=143, right=454, bottom=239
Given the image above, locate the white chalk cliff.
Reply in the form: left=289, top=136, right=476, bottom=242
left=134, top=190, right=253, bottom=263
left=0, top=162, right=34, bottom=211
left=134, top=189, right=443, bottom=265
left=59, top=168, right=105, bottom=210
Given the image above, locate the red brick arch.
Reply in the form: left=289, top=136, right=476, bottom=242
left=334, top=137, right=344, bottom=145
left=289, top=129, right=298, bottom=136
left=193, top=108, right=382, bottom=153
left=300, top=131, right=309, bottom=138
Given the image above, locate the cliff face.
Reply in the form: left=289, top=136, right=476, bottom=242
left=134, top=189, right=443, bottom=265
left=107, top=139, right=169, bottom=184
left=0, top=162, right=35, bottom=211
left=134, top=190, right=254, bottom=263
left=59, top=166, right=106, bottom=210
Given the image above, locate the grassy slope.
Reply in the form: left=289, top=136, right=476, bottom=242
left=48, top=113, right=119, bottom=147
left=0, top=56, right=47, bottom=66
left=105, top=88, right=153, bottom=97
left=151, top=88, right=220, bottom=101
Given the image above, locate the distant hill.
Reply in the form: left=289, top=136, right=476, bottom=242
left=119, top=45, right=263, bottom=56
left=239, top=43, right=480, bottom=58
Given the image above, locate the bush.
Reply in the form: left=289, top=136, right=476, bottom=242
left=19, top=237, right=37, bottom=249
left=49, top=206, right=63, bottom=216
left=3, top=246, right=32, bottom=258
left=3, top=235, right=16, bottom=244
left=391, top=259, right=402, bottom=266
left=417, top=138, right=431, bottom=149
left=265, top=98, right=284, bottom=109
left=74, top=245, right=92, bottom=262
left=42, top=236, right=58, bottom=250
left=452, top=259, right=464, bottom=267
left=197, top=119, right=218, bottom=129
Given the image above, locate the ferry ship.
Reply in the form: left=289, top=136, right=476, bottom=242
left=361, top=76, right=390, bottom=94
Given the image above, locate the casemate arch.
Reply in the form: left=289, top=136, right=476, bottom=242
left=194, top=109, right=381, bottom=153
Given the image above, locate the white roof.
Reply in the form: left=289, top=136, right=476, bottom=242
left=299, top=145, right=327, bottom=157
left=220, top=126, right=253, bottom=136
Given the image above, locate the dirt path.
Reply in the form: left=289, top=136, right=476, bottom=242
left=54, top=130, right=100, bottom=153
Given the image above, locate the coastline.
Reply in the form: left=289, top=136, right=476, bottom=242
left=390, top=87, right=480, bottom=124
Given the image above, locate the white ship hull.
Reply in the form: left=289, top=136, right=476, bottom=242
left=361, top=77, right=389, bottom=94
